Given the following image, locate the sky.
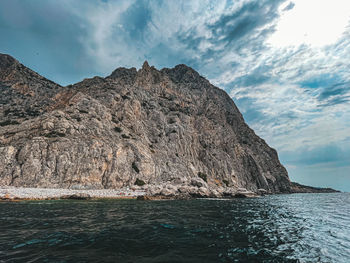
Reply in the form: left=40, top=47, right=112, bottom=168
left=0, top=0, right=349, bottom=191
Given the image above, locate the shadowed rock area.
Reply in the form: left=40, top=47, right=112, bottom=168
left=0, top=54, right=337, bottom=198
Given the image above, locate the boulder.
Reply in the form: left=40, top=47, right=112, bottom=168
left=137, top=195, right=152, bottom=201
left=61, top=193, right=91, bottom=200
left=160, top=187, right=176, bottom=197
left=147, top=185, right=162, bottom=196
left=198, top=187, right=210, bottom=197
left=209, top=188, right=221, bottom=198
left=257, top=188, right=268, bottom=195
left=234, top=190, right=257, bottom=198
left=178, top=185, right=190, bottom=194
left=0, top=193, right=15, bottom=201
left=190, top=178, right=208, bottom=188
left=223, top=188, right=236, bottom=197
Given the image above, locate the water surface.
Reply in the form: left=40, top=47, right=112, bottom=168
left=0, top=193, right=349, bottom=262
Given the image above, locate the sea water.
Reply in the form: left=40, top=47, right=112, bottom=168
left=0, top=193, right=349, bottom=262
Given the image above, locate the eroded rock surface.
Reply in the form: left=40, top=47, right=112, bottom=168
left=0, top=53, right=335, bottom=197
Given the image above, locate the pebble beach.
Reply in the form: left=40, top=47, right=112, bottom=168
left=0, top=186, right=146, bottom=200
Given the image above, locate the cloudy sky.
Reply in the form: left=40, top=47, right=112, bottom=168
left=1, top=0, right=349, bottom=191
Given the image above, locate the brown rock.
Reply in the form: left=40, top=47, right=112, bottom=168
left=137, top=195, right=151, bottom=201
left=198, top=187, right=210, bottom=197
left=61, top=193, right=91, bottom=200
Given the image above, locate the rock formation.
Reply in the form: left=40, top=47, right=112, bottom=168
left=0, top=53, right=337, bottom=197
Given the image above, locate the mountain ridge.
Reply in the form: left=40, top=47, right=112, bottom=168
left=0, top=53, right=338, bottom=197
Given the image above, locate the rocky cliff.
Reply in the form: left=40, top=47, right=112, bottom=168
left=0, top=53, right=336, bottom=197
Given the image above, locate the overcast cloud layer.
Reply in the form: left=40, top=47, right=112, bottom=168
left=0, top=0, right=349, bottom=191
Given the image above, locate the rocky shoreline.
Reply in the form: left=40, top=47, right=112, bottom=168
left=1, top=177, right=264, bottom=201
left=0, top=180, right=339, bottom=202
left=0, top=186, right=146, bottom=201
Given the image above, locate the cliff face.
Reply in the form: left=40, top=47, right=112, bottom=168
left=0, top=54, right=294, bottom=195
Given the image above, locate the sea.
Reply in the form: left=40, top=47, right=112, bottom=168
left=0, top=193, right=349, bottom=263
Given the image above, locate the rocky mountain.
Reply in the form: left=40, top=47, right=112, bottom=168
left=0, top=53, right=337, bottom=197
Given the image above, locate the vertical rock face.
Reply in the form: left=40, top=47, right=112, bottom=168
left=0, top=53, right=292, bottom=193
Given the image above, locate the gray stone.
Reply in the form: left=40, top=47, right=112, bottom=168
left=147, top=185, right=162, bottom=196
left=190, top=178, right=208, bottom=188
left=223, top=189, right=236, bottom=198
left=178, top=185, right=190, bottom=194
left=198, top=187, right=210, bottom=197
left=235, top=190, right=257, bottom=198
left=257, top=188, right=268, bottom=195
left=160, top=187, right=175, bottom=197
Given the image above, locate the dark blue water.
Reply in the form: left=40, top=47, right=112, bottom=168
left=0, top=193, right=349, bottom=263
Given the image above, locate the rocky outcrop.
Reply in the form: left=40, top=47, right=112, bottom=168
left=290, top=182, right=339, bottom=193
left=0, top=53, right=336, bottom=197
left=61, top=193, right=91, bottom=200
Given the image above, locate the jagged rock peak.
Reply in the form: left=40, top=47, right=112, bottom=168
left=161, top=64, right=206, bottom=85
left=0, top=53, right=53, bottom=85
left=162, top=64, right=197, bottom=74
left=0, top=53, right=19, bottom=71
left=108, top=67, right=137, bottom=80
left=107, top=61, right=156, bottom=84
left=142, top=60, right=150, bottom=70
left=138, top=60, right=159, bottom=74
left=108, top=62, right=202, bottom=84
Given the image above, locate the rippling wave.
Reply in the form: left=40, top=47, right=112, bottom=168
left=0, top=193, right=349, bottom=262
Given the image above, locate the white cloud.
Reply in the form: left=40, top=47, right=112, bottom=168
left=66, top=0, right=238, bottom=73
left=229, top=74, right=350, bottom=152
left=268, top=0, right=350, bottom=47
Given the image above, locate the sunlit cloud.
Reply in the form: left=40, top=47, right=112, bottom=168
left=268, top=0, right=350, bottom=47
